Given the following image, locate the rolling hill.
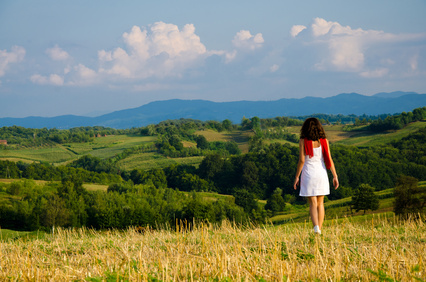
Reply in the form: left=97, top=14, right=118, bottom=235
left=1, top=91, right=425, bottom=129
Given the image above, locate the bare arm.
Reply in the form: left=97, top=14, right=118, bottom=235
left=293, top=139, right=305, bottom=190
left=326, top=139, right=339, bottom=189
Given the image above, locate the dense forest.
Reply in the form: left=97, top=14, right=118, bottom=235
left=0, top=107, right=425, bottom=231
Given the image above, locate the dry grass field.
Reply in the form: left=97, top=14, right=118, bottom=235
left=1, top=215, right=424, bottom=281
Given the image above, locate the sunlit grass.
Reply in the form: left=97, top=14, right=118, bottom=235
left=0, top=146, right=75, bottom=164
left=0, top=135, right=157, bottom=165
left=0, top=215, right=424, bottom=281
left=117, top=152, right=204, bottom=171
left=195, top=129, right=252, bottom=153
left=335, top=121, right=426, bottom=146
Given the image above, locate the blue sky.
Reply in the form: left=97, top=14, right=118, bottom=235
left=1, top=0, right=425, bottom=118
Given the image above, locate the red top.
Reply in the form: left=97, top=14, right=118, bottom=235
left=304, top=138, right=331, bottom=169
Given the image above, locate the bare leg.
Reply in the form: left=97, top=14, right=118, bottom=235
left=316, top=196, right=325, bottom=230
left=307, top=197, right=319, bottom=227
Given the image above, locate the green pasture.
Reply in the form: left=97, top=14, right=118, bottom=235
left=0, top=135, right=157, bottom=165
left=116, top=152, right=204, bottom=171
left=63, top=135, right=156, bottom=159
left=0, top=228, right=47, bottom=241
left=0, top=146, right=75, bottom=164
left=197, top=191, right=234, bottom=202
left=195, top=129, right=252, bottom=153
left=83, top=183, right=109, bottom=192
left=334, top=121, right=426, bottom=146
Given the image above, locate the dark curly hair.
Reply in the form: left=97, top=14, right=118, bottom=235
left=300, top=117, right=327, bottom=140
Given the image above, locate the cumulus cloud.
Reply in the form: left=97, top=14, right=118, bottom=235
left=31, top=74, right=64, bottom=86
left=291, top=17, right=426, bottom=77
left=98, top=22, right=208, bottom=79
left=46, top=45, right=70, bottom=61
left=68, top=64, right=98, bottom=86
left=290, top=25, right=306, bottom=38
left=31, top=22, right=219, bottom=87
left=232, top=30, right=264, bottom=50
left=29, top=22, right=272, bottom=88
left=0, top=46, right=25, bottom=77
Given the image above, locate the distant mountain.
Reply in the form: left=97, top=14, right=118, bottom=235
left=1, top=92, right=425, bottom=129
left=373, top=91, right=419, bottom=98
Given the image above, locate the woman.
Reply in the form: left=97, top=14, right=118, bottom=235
left=293, top=118, right=339, bottom=234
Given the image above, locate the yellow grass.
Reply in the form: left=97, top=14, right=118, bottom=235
left=0, top=178, right=49, bottom=185
left=82, top=183, right=109, bottom=192
left=0, top=215, right=424, bottom=281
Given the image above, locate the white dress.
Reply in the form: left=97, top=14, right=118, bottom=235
left=299, top=145, right=330, bottom=197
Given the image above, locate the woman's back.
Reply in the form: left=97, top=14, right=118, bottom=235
left=300, top=143, right=329, bottom=196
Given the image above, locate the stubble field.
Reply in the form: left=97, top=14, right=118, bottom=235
left=1, top=215, right=424, bottom=281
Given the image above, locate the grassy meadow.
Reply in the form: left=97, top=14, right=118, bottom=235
left=1, top=215, right=424, bottom=281
left=0, top=180, right=424, bottom=280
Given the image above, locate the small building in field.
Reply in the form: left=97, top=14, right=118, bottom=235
left=0, top=140, right=7, bottom=145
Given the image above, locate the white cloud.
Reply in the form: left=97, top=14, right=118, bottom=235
left=68, top=64, right=98, bottom=86
left=290, top=25, right=306, bottom=38
left=291, top=17, right=426, bottom=76
left=98, top=22, right=209, bottom=79
left=232, top=30, right=264, bottom=50
left=31, top=22, right=216, bottom=87
left=46, top=45, right=70, bottom=61
left=29, top=23, right=272, bottom=88
left=224, top=50, right=237, bottom=63
left=0, top=46, right=25, bottom=77
left=31, top=74, right=64, bottom=85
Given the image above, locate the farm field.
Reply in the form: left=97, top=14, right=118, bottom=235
left=116, top=153, right=204, bottom=171
left=0, top=135, right=156, bottom=166
left=1, top=121, right=425, bottom=171
left=0, top=215, right=424, bottom=281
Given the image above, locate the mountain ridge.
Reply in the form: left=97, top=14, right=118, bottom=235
left=1, top=92, right=425, bottom=129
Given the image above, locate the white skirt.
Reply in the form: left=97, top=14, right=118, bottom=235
left=299, top=146, right=330, bottom=197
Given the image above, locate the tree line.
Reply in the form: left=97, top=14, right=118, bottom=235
left=0, top=126, right=128, bottom=146
left=368, top=107, right=426, bottom=132
left=0, top=177, right=251, bottom=231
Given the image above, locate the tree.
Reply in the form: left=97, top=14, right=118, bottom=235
left=195, top=135, right=209, bottom=150
left=169, top=135, right=184, bottom=151
left=351, top=184, right=379, bottom=214
left=222, top=119, right=232, bottom=131
left=394, top=175, right=425, bottom=219
left=41, top=194, right=70, bottom=228
left=265, top=188, right=286, bottom=215
left=233, top=189, right=257, bottom=213
left=198, top=153, right=223, bottom=180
